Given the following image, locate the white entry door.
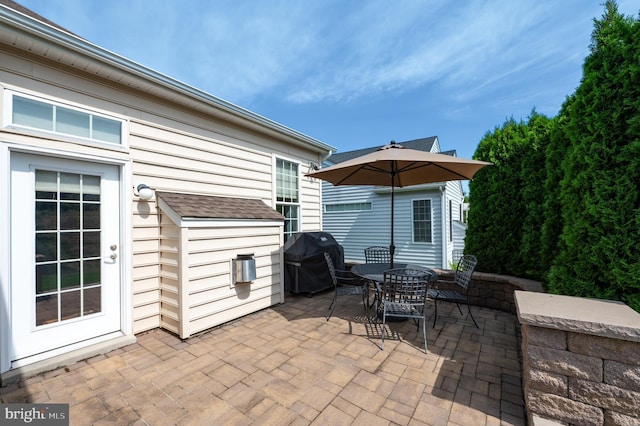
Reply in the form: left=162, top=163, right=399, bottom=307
left=10, top=153, right=122, bottom=361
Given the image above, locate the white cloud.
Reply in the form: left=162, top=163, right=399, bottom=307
left=16, top=0, right=637, bottom=110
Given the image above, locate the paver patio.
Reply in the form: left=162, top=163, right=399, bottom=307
left=0, top=290, right=526, bottom=425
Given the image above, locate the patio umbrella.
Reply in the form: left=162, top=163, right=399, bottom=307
left=306, top=141, right=492, bottom=266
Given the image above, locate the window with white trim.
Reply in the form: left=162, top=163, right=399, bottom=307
left=412, top=199, right=432, bottom=243
left=5, top=91, right=124, bottom=145
left=276, top=158, right=300, bottom=242
left=324, top=202, right=372, bottom=213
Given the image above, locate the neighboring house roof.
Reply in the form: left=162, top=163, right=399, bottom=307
left=0, top=1, right=335, bottom=154
left=327, top=136, right=448, bottom=164
left=156, top=192, right=284, bottom=221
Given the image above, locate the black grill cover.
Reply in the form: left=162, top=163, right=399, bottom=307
left=283, top=232, right=344, bottom=294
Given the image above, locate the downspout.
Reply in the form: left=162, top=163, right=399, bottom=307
left=440, top=185, right=447, bottom=269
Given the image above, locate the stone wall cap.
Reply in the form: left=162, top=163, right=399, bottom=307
left=515, top=291, right=640, bottom=342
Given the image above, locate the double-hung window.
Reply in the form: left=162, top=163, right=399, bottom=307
left=5, top=91, right=124, bottom=145
left=276, top=159, right=300, bottom=241
left=412, top=199, right=432, bottom=243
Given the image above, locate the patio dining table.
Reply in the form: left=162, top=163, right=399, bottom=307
left=351, top=263, right=437, bottom=321
left=351, top=263, right=436, bottom=285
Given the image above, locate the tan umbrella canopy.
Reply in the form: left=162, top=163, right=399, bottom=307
left=306, top=141, right=492, bottom=265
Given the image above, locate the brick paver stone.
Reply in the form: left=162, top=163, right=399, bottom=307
left=0, top=292, right=524, bottom=425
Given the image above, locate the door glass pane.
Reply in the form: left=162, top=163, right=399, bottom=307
left=60, top=173, right=80, bottom=200
left=60, top=203, right=80, bottom=230
left=36, top=233, right=57, bottom=262
left=60, top=261, right=80, bottom=290
left=36, top=202, right=57, bottom=230
left=34, top=170, right=103, bottom=326
left=83, top=260, right=101, bottom=285
left=36, top=294, right=58, bottom=326
left=60, top=232, right=80, bottom=259
left=60, top=290, right=81, bottom=320
left=83, top=232, right=101, bottom=257
left=83, top=175, right=101, bottom=201
left=84, top=287, right=101, bottom=315
left=35, top=170, right=58, bottom=199
left=83, top=204, right=100, bottom=229
left=36, top=263, right=57, bottom=294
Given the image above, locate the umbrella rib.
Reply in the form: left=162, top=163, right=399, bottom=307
left=397, top=161, right=476, bottom=180
left=334, top=163, right=392, bottom=185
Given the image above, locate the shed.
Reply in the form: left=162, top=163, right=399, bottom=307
left=156, top=192, right=284, bottom=338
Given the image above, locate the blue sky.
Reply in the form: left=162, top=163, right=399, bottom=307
left=17, top=0, right=639, bottom=165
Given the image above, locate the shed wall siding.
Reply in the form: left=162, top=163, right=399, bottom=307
left=184, top=224, right=283, bottom=338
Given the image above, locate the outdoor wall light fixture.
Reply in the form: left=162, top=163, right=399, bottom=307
left=134, top=183, right=154, bottom=201
left=309, top=162, right=319, bottom=171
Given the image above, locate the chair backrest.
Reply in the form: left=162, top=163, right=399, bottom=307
left=324, top=252, right=337, bottom=288
left=451, top=249, right=464, bottom=263
left=382, top=268, right=431, bottom=304
left=454, top=254, right=477, bottom=291
left=364, top=246, right=391, bottom=263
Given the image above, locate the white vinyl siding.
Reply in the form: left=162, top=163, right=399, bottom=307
left=129, top=121, right=320, bottom=334
left=322, top=181, right=442, bottom=266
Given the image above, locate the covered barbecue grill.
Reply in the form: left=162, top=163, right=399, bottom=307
left=283, top=232, right=344, bottom=295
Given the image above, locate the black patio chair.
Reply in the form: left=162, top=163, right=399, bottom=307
left=428, top=254, right=478, bottom=328
left=324, top=252, right=369, bottom=321
left=364, top=246, right=391, bottom=263
left=379, top=268, right=432, bottom=353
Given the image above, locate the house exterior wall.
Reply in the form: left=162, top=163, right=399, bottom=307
left=0, top=14, right=330, bottom=375
left=322, top=182, right=445, bottom=268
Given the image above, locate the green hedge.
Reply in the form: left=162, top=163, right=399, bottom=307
left=466, top=1, right=640, bottom=312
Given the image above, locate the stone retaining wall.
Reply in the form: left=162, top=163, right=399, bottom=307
left=430, top=269, right=544, bottom=314
left=515, top=291, right=640, bottom=425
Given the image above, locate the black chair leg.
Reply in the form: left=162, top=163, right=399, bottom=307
left=467, top=302, right=478, bottom=328
left=432, top=299, right=438, bottom=327
left=327, top=294, right=337, bottom=321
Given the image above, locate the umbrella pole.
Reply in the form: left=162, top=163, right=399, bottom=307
left=390, top=168, right=395, bottom=268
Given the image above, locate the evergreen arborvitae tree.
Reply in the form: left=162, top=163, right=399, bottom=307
left=466, top=118, right=530, bottom=276
left=547, top=1, right=640, bottom=310
left=540, top=97, right=574, bottom=281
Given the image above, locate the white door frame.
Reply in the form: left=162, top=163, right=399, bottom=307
left=0, top=144, right=132, bottom=373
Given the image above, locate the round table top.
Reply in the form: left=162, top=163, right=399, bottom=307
left=351, top=262, right=436, bottom=283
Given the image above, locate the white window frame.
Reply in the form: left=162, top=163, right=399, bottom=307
left=2, top=89, right=128, bottom=149
left=412, top=198, right=433, bottom=244
left=274, top=156, right=301, bottom=241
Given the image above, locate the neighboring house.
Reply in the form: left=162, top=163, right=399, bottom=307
left=0, top=1, right=333, bottom=382
left=321, top=137, right=467, bottom=269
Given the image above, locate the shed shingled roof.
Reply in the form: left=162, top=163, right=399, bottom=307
left=156, top=192, right=284, bottom=221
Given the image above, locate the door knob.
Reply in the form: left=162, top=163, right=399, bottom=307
left=110, top=253, right=117, bottom=260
